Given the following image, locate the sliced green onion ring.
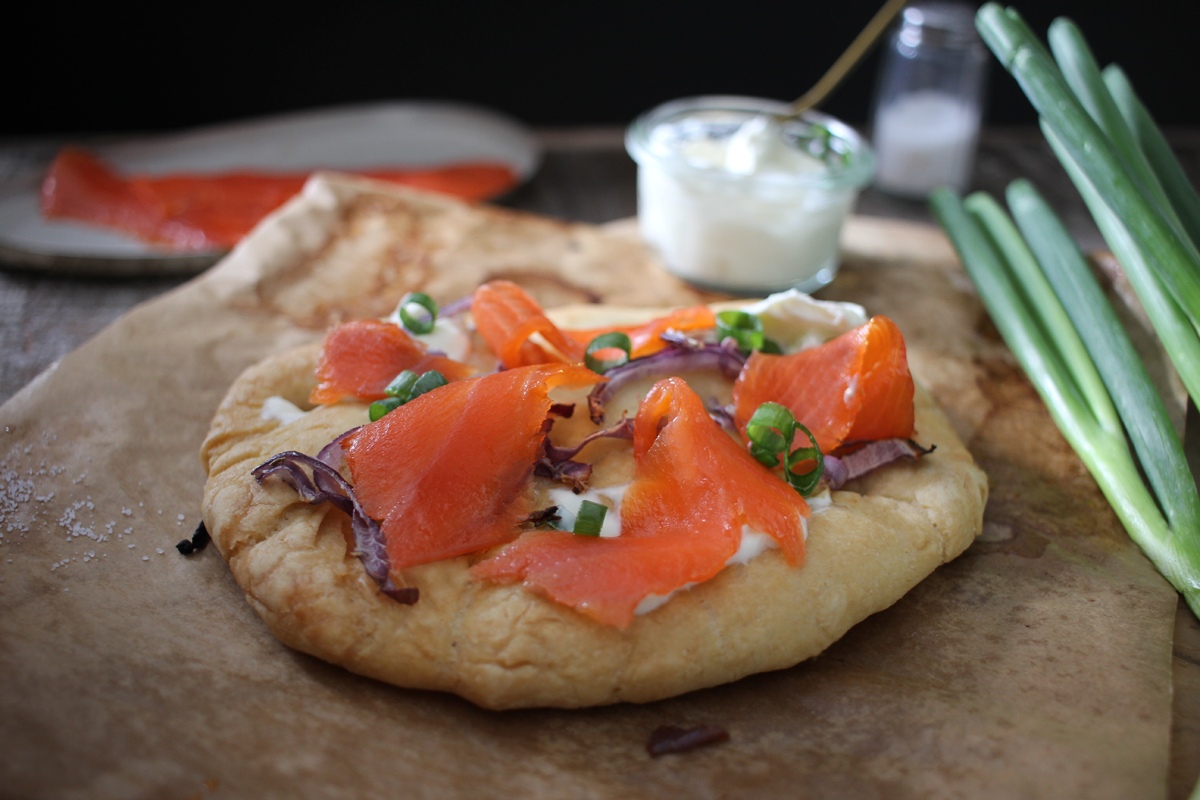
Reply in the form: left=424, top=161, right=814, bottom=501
left=370, top=370, right=448, bottom=420
left=411, top=370, right=448, bottom=399
left=384, top=370, right=419, bottom=399
left=369, top=397, right=404, bottom=422
left=573, top=500, right=607, bottom=536
left=398, top=292, right=438, bottom=335
left=585, top=332, right=632, bottom=374
left=716, top=310, right=766, bottom=353
left=784, top=422, right=824, bottom=496
left=745, top=401, right=825, bottom=496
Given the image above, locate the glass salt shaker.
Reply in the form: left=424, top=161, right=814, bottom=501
left=870, top=1, right=987, bottom=198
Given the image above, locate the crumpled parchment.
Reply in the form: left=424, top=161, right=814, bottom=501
left=0, top=175, right=1179, bottom=799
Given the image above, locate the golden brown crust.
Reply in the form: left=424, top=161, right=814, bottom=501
left=200, top=310, right=988, bottom=710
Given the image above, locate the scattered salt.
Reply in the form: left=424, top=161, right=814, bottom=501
left=142, top=556, right=149, bottom=561
left=156, top=548, right=164, bottom=555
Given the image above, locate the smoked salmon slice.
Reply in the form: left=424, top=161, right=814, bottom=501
left=344, top=363, right=603, bottom=570
left=309, top=319, right=475, bottom=405
left=471, top=281, right=587, bottom=368
left=471, top=280, right=718, bottom=369
left=563, top=305, right=717, bottom=359
left=471, top=377, right=809, bottom=628
left=731, top=316, right=915, bottom=454
left=40, top=148, right=519, bottom=251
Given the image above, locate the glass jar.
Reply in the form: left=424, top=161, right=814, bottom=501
left=870, top=2, right=988, bottom=198
left=626, top=96, right=873, bottom=296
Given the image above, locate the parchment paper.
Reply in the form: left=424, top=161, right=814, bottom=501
left=0, top=175, right=1180, bottom=799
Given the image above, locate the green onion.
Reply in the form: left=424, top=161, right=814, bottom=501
left=1103, top=64, right=1200, bottom=251
left=384, top=370, right=420, bottom=399
left=573, top=500, right=607, bottom=536
left=716, top=310, right=765, bottom=353
left=585, top=332, right=632, bottom=374
left=961, top=191, right=1120, bottom=436
left=1040, top=123, right=1200, bottom=404
left=369, top=369, right=448, bottom=420
left=411, top=370, right=448, bottom=398
left=932, top=186, right=1200, bottom=618
left=976, top=4, right=1200, bottom=334
left=398, top=292, right=438, bottom=335
left=369, top=397, right=404, bottom=422
left=745, top=402, right=824, bottom=496
left=1046, top=18, right=1176, bottom=227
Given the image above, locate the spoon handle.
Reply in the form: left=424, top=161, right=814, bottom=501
left=788, top=0, right=910, bottom=116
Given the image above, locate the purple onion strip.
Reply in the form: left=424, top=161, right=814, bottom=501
left=316, top=426, right=361, bottom=469
left=706, top=400, right=738, bottom=435
left=646, top=725, right=730, bottom=757
left=438, top=294, right=473, bottom=317
left=535, top=417, right=635, bottom=493
left=588, top=335, right=746, bottom=424
left=251, top=451, right=418, bottom=604
left=824, top=439, right=936, bottom=490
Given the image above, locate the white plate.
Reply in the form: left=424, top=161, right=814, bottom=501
left=0, top=101, right=541, bottom=274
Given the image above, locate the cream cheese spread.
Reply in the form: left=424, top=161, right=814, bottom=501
left=632, top=104, right=869, bottom=294
left=261, top=396, right=307, bottom=424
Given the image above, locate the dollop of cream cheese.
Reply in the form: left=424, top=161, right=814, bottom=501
left=548, top=485, right=628, bottom=538
left=741, top=289, right=868, bottom=353
left=631, top=491, right=832, bottom=616
left=383, top=311, right=472, bottom=363
left=261, top=396, right=307, bottom=425
left=663, top=114, right=827, bottom=179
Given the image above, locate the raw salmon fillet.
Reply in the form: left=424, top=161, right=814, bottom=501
left=40, top=148, right=518, bottom=251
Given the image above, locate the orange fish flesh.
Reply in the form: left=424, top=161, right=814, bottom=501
left=731, top=316, right=914, bottom=454
left=40, top=148, right=519, bottom=251
left=344, top=363, right=604, bottom=570
left=309, top=319, right=475, bottom=405
left=563, top=305, right=718, bottom=358
left=471, top=377, right=809, bottom=628
left=471, top=280, right=718, bottom=368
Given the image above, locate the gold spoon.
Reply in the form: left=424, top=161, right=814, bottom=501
left=784, top=0, right=910, bottom=119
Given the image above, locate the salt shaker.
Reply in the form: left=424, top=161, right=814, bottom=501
left=870, top=2, right=987, bottom=198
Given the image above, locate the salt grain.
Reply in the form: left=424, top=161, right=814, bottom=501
left=156, top=548, right=164, bottom=554
left=142, top=556, right=149, bottom=561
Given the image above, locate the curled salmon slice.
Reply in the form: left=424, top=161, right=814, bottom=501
left=345, top=364, right=604, bottom=570
left=40, top=148, right=519, bottom=251
left=564, top=305, right=717, bottom=359
left=731, top=316, right=915, bottom=454
left=472, top=377, right=809, bottom=628
left=309, top=319, right=475, bottom=405
left=473, top=280, right=718, bottom=369
left=471, top=281, right=586, bottom=368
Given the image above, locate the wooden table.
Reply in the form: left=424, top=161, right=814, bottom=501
left=1, top=126, right=1197, bottom=798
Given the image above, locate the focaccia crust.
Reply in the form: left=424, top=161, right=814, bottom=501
left=200, top=304, right=987, bottom=709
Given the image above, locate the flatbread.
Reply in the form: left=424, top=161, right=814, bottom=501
left=200, top=303, right=987, bottom=710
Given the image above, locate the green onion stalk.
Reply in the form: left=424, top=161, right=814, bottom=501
left=931, top=187, right=1200, bottom=619
left=956, top=4, right=1200, bottom=621
left=975, top=4, right=1200, bottom=366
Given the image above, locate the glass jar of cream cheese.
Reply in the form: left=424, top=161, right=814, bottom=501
left=626, top=96, right=873, bottom=295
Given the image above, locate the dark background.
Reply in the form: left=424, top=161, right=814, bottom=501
left=7, top=1, right=1196, bottom=136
